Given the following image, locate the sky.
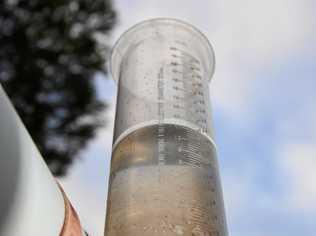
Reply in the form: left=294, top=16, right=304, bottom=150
left=59, top=0, right=316, bottom=235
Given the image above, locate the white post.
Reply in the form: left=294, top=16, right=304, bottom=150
left=0, top=85, right=83, bottom=236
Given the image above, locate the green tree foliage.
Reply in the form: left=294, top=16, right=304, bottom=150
left=0, top=0, right=116, bottom=176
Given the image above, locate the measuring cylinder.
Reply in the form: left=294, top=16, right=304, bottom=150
left=105, top=18, right=228, bottom=236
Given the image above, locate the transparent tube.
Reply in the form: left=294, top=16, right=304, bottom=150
left=105, top=18, right=228, bottom=236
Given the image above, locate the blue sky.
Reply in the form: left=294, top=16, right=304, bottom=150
left=59, top=1, right=316, bottom=235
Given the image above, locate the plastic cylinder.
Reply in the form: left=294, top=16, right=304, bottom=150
left=105, top=18, right=228, bottom=236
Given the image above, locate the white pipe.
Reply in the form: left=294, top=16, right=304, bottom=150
left=0, top=85, right=66, bottom=236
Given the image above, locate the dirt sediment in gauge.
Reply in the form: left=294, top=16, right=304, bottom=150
left=105, top=124, right=227, bottom=236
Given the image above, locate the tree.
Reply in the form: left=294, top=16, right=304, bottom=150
left=0, top=0, right=116, bottom=176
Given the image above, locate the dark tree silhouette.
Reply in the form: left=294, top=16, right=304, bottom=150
left=0, top=0, right=116, bottom=176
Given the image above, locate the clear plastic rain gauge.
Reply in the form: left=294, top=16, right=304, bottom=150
left=105, top=18, right=228, bottom=236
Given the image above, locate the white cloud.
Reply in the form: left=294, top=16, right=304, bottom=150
left=208, top=0, right=314, bottom=116
left=211, top=0, right=314, bottom=63
left=278, top=143, right=316, bottom=213
left=274, top=103, right=316, bottom=214
left=222, top=162, right=257, bottom=220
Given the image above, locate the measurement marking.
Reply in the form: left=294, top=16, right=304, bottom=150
left=182, top=150, right=202, bottom=159
left=172, top=69, right=183, bottom=74
left=158, top=130, right=166, bottom=165
left=193, top=91, right=204, bottom=96
left=170, top=62, right=180, bottom=66
left=173, top=104, right=185, bottom=110
left=195, top=109, right=206, bottom=113
left=179, top=50, right=199, bottom=62
left=172, top=78, right=182, bottom=82
left=196, top=119, right=207, bottom=123
left=190, top=58, right=201, bottom=64
left=173, top=55, right=200, bottom=65
left=169, top=46, right=200, bottom=62
left=192, top=74, right=202, bottom=80
left=190, top=66, right=201, bottom=72
left=157, top=67, right=165, bottom=166
left=192, top=83, right=203, bottom=88
left=172, top=86, right=188, bottom=93
left=187, top=143, right=202, bottom=150
left=173, top=95, right=185, bottom=100
left=193, top=100, right=205, bottom=105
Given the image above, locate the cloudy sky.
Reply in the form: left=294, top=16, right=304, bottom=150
left=59, top=0, right=316, bottom=235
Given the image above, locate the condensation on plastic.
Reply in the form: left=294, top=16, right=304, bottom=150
left=105, top=18, right=228, bottom=236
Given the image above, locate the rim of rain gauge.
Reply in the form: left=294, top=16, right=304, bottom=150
left=109, top=18, right=216, bottom=83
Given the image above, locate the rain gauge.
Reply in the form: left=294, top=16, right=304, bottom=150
left=105, top=18, right=228, bottom=236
